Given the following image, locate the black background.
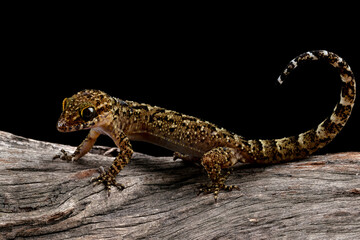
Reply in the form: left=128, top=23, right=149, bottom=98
left=1, top=7, right=359, bottom=156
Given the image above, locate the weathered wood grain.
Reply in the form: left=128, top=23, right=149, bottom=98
left=0, top=130, right=359, bottom=239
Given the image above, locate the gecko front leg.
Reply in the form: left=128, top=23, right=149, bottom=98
left=54, top=129, right=101, bottom=161
left=91, top=129, right=133, bottom=196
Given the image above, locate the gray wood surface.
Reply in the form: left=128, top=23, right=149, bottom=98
left=0, top=130, right=359, bottom=239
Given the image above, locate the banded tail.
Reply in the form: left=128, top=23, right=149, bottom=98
left=246, top=50, right=356, bottom=164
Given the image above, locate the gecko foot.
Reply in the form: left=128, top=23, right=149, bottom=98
left=90, top=166, right=125, bottom=197
left=53, top=149, right=75, bottom=162
left=198, top=169, right=239, bottom=202
left=198, top=183, right=239, bottom=202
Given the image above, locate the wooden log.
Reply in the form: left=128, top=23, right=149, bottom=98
left=0, top=130, right=359, bottom=239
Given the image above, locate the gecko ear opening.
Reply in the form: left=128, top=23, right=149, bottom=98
left=80, top=106, right=97, bottom=122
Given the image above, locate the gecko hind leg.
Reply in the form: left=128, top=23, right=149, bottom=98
left=199, top=147, right=240, bottom=201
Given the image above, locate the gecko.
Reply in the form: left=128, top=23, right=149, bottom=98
left=55, top=50, right=356, bottom=201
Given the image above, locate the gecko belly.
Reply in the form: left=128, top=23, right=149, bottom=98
left=128, top=132, right=205, bottom=158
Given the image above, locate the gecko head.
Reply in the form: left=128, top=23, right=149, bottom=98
left=57, top=89, right=114, bottom=132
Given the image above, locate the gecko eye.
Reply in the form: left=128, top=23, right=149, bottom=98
left=80, top=106, right=97, bottom=121
left=62, top=98, right=68, bottom=111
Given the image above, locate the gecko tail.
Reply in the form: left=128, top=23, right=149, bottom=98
left=247, top=50, right=356, bottom=164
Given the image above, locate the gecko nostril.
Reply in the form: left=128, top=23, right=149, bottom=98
left=57, top=119, right=68, bottom=132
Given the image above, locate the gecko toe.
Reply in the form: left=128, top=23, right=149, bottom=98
left=116, top=183, right=125, bottom=191
left=197, top=182, right=239, bottom=202
left=53, top=149, right=75, bottom=161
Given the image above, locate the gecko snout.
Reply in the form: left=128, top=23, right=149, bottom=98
left=57, top=117, right=68, bottom=132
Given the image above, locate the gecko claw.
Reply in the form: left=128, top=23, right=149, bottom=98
left=116, top=183, right=125, bottom=191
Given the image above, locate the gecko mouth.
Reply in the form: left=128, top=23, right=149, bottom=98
left=57, top=119, right=86, bottom=132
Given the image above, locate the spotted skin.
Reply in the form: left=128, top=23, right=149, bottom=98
left=55, top=50, right=355, bottom=201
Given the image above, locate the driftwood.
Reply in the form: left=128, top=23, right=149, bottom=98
left=0, top=130, right=359, bottom=240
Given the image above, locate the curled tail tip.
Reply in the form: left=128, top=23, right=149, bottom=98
left=276, top=50, right=325, bottom=86
left=267, top=50, right=355, bottom=162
